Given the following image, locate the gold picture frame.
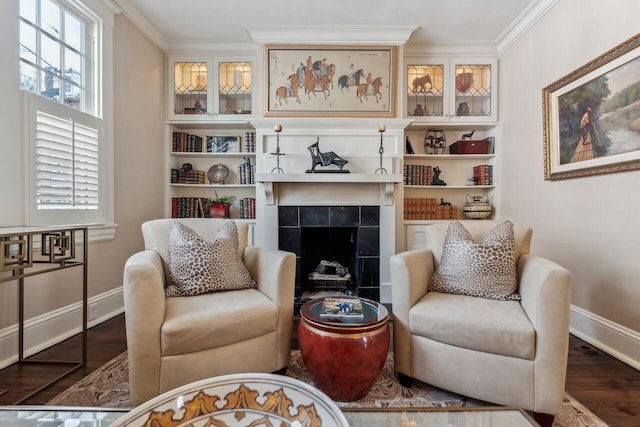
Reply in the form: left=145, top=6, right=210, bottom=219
left=543, top=33, right=640, bottom=180
left=265, top=45, right=396, bottom=117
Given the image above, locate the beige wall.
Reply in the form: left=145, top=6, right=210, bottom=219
left=0, top=2, right=165, bottom=363
left=109, top=12, right=166, bottom=291
left=499, top=0, right=640, bottom=364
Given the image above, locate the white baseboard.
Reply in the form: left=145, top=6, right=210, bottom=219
left=570, top=304, right=640, bottom=371
left=380, top=282, right=391, bottom=304
left=0, top=287, right=124, bottom=370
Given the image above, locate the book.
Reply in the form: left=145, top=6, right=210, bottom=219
left=319, top=297, right=364, bottom=318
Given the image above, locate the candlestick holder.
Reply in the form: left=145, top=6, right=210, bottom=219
left=375, top=125, right=387, bottom=174
left=271, top=124, right=284, bottom=174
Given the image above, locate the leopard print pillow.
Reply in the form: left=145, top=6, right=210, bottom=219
left=165, top=221, right=256, bottom=297
left=429, top=220, right=520, bottom=301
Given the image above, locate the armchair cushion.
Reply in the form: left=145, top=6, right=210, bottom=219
left=410, top=291, right=535, bottom=360
left=429, top=221, right=520, bottom=301
left=166, top=221, right=256, bottom=297
left=161, top=288, right=278, bottom=355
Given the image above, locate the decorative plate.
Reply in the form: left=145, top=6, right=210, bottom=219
left=110, top=373, right=349, bottom=427
left=207, top=163, right=229, bottom=184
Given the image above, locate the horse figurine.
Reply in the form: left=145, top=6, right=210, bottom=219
left=461, top=130, right=475, bottom=141
left=307, top=139, right=349, bottom=172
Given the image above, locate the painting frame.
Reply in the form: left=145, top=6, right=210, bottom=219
left=543, top=33, right=640, bottom=180
left=264, top=44, right=396, bottom=117
left=206, top=135, right=240, bottom=153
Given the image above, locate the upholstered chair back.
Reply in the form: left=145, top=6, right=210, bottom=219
left=424, top=221, right=533, bottom=269
left=141, top=218, right=249, bottom=284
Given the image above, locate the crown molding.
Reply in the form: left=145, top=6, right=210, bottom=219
left=111, top=0, right=169, bottom=51
left=247, top=25, right=418, bottom=45
left=404, top=41, right=498, bottom=57
left=496, top=0, right=559, bottom=55
left=166, top=40, right=257, bottom=54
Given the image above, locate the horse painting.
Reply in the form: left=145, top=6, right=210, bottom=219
left=304, top=68, right=330, bottom=100
left=337, top=69, right=365, bottom=93
left=356, top=77, right=383, bottom=103
left=275, top=74, right=301, bottom=105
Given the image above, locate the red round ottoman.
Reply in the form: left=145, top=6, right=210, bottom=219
left=298, top=297, right=390, bottom=402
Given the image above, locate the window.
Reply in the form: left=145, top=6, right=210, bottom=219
left=20, top=0, right=114, bottom=231
left=20, top=0, right=95, bottom=114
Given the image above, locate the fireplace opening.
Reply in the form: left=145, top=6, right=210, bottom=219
left=277, top=205, right=381, bottom=312
left=300, top=226, right=358, bottom=300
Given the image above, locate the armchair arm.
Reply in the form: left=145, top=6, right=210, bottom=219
left=243, top=246, right=296, bottom=368
left=390, top=249, right=434, bottom=376
left=123, top=249, right=167, bottom=405
left=517, top=254, right=571, bottom=414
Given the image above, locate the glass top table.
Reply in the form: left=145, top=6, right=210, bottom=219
left=0, top=406, right=539, bottom=426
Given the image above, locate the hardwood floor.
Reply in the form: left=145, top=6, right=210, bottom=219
left=0, top=313, right=638, bottom=426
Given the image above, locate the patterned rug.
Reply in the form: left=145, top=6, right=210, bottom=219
left=48, top=351, right=607, bottom=426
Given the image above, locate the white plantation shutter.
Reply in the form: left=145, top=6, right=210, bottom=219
left=27, top=92, right=104, bottom=225
left=36, top=112, right=99, bottom=209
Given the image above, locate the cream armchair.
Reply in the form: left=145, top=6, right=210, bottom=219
left=391, top=222, right=570, bottom=426
left=123, top=218, right=296, bottom=406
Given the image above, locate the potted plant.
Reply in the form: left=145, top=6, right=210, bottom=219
left=205, top=192, right=236, bottom=219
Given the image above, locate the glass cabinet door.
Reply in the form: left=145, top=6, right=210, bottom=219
left=453, top=62, right=494, bottom=120
left=405, top=57, right=497, bottom=123
left=407, top=63, right=445, bottom=119
left=171, top=60, right=211, bottom=120
left=215, top=59, right=253, bottom=117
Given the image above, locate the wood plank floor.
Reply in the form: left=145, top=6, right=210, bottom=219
left=0, top=313, right=638, bottom=426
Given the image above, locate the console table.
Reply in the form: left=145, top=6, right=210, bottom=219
left=0, top=226, right=88, bottom=404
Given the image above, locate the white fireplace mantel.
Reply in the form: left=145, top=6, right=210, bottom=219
left=256, top=173, right=402, bottom=205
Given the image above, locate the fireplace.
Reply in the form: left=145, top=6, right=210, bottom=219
left=278, top=205, right=380, bottom=311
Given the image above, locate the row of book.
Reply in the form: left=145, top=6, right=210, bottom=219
left=172, top=197, right=208, bottom=218
left=244, top=132, right=256, bottom=153
left=172, top=132, right=203, bottom=153
left=171, top=197, right=257, bottom=219
left=404, top=165, right=433, bottom=186
left=473, top=164, right=494, bottom=185
left=404, top=198, right=459, bottom=220
left=237, top=162, right=255, bottom=185
left=239, top=198, right=256, bottom=219
left=170, top=169, right=205, bottom=184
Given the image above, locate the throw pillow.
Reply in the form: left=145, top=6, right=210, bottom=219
left=165, top=221, right=256, bottom=297
left=429, top=220, right=520, bottom=301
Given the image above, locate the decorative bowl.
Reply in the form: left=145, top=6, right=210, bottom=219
left=110, top=373, right=349, bottom=427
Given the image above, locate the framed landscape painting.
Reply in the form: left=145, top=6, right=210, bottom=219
left=543, top=33, right=640, bottom=180
left=265, top=45, right=396, bottom=117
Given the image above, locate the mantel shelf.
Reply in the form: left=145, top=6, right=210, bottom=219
left=255, top=173, right=402, bottom=205
left=255, top=173, right=402, bottom=184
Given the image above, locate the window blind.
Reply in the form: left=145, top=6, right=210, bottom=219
left=35, top=111, right=99, bottom=209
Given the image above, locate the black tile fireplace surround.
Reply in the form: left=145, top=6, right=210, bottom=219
left=278, top=205, right=380, bottom=312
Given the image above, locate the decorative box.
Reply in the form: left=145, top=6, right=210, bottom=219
left=449, top=140, right=490, bottom=154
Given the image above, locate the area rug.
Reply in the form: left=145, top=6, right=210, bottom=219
left=48, top=351, right=607, bottom=426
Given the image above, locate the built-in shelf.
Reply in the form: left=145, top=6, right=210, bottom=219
left=170, top=183, right=255, bottom=188
left=404, top=185, right=494, bottom=189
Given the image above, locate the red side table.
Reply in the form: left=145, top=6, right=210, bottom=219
left=298, top=297, right=390, bottom=401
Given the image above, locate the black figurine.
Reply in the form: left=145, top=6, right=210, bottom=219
left=307, top=138, right=349, bottom=173
left=431, top=166, right=446, bottom=185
